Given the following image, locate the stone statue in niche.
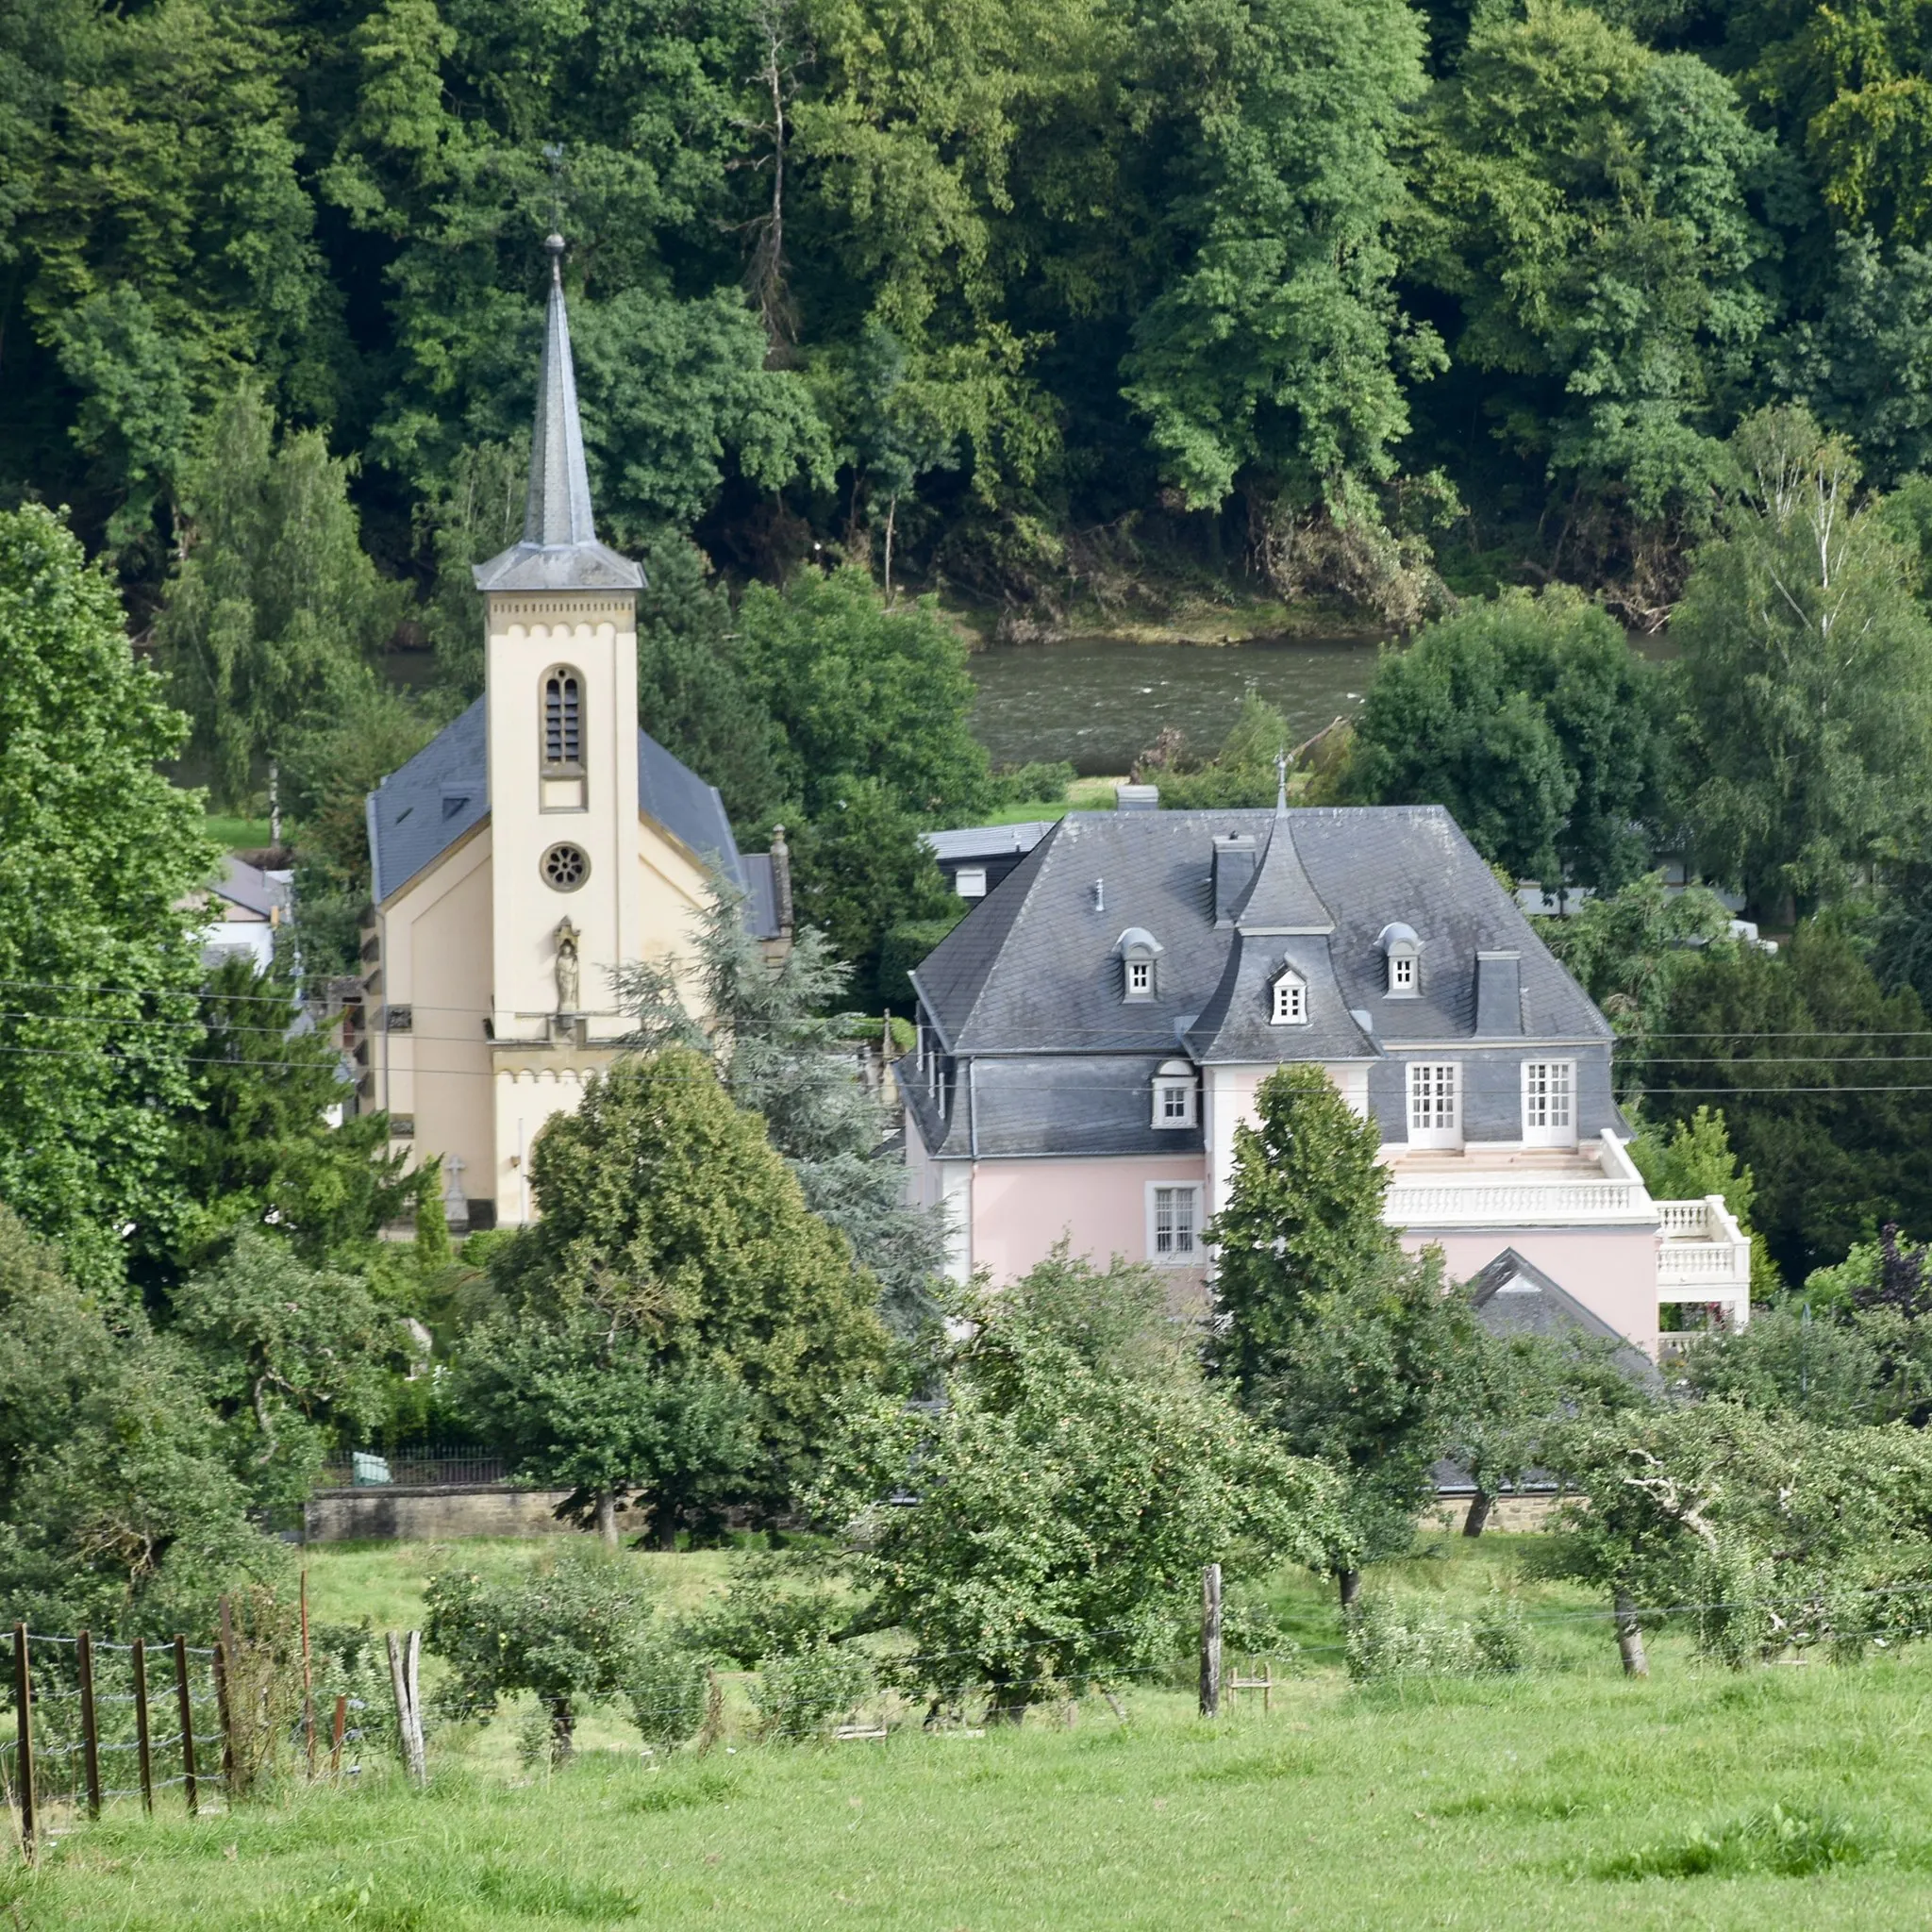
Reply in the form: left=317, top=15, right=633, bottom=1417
left=554, top=917, right=581, bottom=1013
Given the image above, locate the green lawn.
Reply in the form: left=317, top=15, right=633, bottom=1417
left=19, top=1535, right=1932, bottom=1928
left=204, top=815, right=273, bottom=853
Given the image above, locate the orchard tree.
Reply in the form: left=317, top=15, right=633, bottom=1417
left=814, top=1255, right=1340, bottom=1720
left=465, top=1049, right=892, bottom=1527
left=1673, top=408, right=1932, bottom=918
left=0, top=505, right=219, bottom=1287
left=424, top=1545, right=658, bottom=1764
left=615, top=876, right=949, bottom=1333
left=155, top=381, right=403, bottom=808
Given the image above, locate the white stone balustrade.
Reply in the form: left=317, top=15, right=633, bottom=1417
left=1656, top=1191, right=1752, bottom=1329
left=1384, top=1179, right=1650, bottom=1226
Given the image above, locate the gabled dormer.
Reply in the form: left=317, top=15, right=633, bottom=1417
left=1378, top=922, right=1422, bottom=997
left=1117, top=926, right=1163, bottom=1002
left=1269, top=962, right=1308, bottom=1025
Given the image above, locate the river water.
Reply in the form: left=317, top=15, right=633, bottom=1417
left=968, top=634, right=1386, bottom=774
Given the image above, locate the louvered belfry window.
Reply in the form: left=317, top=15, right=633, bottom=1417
left=544, top=671, right=583, bottom=768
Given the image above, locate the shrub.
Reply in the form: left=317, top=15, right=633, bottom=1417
left=626, top=1636, right=714, bottom=1748
left=751, top=1641, right=876, bottom=1740
left=1344, top=1592, right=1530, bottom=1682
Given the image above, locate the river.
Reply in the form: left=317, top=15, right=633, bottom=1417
left=967, top=633, right=1387, bottom=775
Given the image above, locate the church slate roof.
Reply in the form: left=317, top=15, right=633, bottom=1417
left=911, top=805, right=1609, bottom=1058
left=364, top=697, right=768, bottom=930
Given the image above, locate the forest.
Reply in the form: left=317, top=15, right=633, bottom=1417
left=8, top=0, right=1932, bottom=633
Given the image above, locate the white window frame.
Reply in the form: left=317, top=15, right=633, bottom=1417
left=1270, top=970, right=1307, bottom=1026
left=955, top=867, right=988, bottom=900
left=1146, top=1182, right=1203, bottom=1264
left=1388, top=949, right=1418, bottom=996
left=1407, top=1060, right=1461, bottom=1148
left=1127, top=958, right=1154, bottom=996
left=1151, top=1060, right=1196, bottom=1129
left=1522, top=1058, right=1576, bottom=1148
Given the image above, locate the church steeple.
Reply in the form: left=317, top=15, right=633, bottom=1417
left=473, top=234, right=644, bottom=593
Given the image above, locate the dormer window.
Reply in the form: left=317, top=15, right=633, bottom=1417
left=1116, top=927, right=1163, bottom=1004
left=1152, top=1059, right=1196, bottom=1129
left=1270, top=968, right=1307, bottom=1025
left=1378, top=923, right=1422, bottom=997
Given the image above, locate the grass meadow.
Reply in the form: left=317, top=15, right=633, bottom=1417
left=12, top=1531, right=1932, bottom=1929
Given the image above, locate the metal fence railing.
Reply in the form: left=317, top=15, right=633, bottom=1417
left=316, top=1447, right=510, bottom=1490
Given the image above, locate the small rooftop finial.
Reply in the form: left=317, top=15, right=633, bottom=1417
left=1274, top=746, right=1290, bottom=815
left=544, top=231, right=566, bottom=286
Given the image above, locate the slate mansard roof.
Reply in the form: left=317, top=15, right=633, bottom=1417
left=903, top=805, right=1611, bottom=1158
left=913, top=806, right=1610, bottom=1056
left=364, top=696, right=775, bottom=935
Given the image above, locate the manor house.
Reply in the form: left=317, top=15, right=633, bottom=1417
left=903, top=783, right=1749, bottom=1358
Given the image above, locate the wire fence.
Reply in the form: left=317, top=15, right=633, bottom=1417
left=10, top=1571, right=1932, bottom=1858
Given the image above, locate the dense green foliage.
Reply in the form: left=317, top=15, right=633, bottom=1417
left=1346, top=588, right=1667, bottom=888
left=0, top=506, right=220, bottom=1288
left=25, top=0, right=1932, bottom=615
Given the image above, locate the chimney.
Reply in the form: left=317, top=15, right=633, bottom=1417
left=1474, top=950, right=1523, bottom=1035
left=1114, top=782, right=1159, bottom=812
left=1211, top=833, right=1259, bottom=925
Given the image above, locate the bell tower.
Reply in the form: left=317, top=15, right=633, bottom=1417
left=472, top=235, right=645, bottom=1215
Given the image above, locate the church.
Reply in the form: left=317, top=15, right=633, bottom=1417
left=356, top=236, right=787, bottom=1231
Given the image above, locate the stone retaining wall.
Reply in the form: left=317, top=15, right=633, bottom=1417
left=303, top=1484, right=577, bottom=1542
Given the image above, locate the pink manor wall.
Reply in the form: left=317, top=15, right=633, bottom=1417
left=1407, top=1227, right=1660, bottom=1357
left=970, top=1154, right=1210, bottom=1294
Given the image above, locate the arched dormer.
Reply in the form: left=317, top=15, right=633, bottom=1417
left=1116, top=926, right=1163, bottom=1003
left=1152, top=1058, right=1196, bottom=1129
left=1270, top=964, right=1308, bottom=1025
left=1377, top=922, right=1422, bottom=997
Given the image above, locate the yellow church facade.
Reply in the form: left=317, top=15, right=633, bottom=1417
left=357, top=237, right=786, bottom=1229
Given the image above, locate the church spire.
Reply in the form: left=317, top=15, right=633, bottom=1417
left=473, top=234, right=644, bottom=592
left=524, top=233, right=598, bottom=552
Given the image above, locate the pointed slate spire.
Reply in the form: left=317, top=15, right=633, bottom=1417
left=473, top=235, right=644, bottom=592
left=1234, top=808, right=1335, bottom=935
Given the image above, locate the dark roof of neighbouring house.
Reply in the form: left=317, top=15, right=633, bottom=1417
left=909, top=806, right=1611, bottom=1059
left=364, top=697, right=773, bottom=933
left=211, top=856, right=282, bottom=920
left=1466, top=1248, right=1664, bottom=1390
left=923, top=821, right=1059, bottom=867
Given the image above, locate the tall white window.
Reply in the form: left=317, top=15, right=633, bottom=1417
left=1150, top=1184, right=1200, bottom=1261
left=1151, top=1059, right=1195, bottom=1129
left=1389, top=950, right=1417, bottom=995
left=1128, top=959, right=1153, bottom=994
left=1522, top=1059, right=1575, bottom=1147
left=1407, top=1061, right=1461, bottom=1147
left=1271, top=970, right=1307, bottom=1025
left=543, top=670, right=583, bottom=767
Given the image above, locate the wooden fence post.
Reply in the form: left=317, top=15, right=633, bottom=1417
left=1199, top=1564, right=1223, bottom=1720
left=13, top=1624, right=34, bottom=1861
left=300, top=1568, right=316, bottom=1782
left=386, top=1631, right=425, bottom=1786
left=75, top=1629, right=102, bottom=1821
left=173, top=1636, right=198, bottom=1816
left=214, top=1595, right=237, bottom=1793
left=131, top=1639, right=154, bottom=1815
